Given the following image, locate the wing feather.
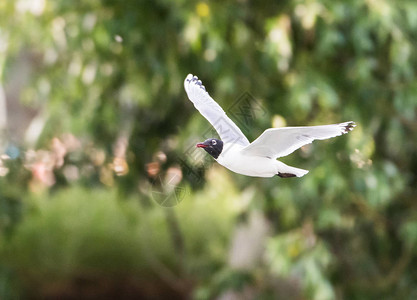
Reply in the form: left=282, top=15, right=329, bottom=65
left=184, top=74, right=249, bottom=146
left=241, top=122, right=356, bottom=158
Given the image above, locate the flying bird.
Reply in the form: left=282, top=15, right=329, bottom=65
left=184, top=74, right=355, bottom=178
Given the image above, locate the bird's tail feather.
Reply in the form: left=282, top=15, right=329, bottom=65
left=276, top=161, right=309, bottom=178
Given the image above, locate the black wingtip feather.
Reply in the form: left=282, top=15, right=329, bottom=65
left=189, top=75, right=207, bottom=92
left=343, top=122, right=356, bottom=134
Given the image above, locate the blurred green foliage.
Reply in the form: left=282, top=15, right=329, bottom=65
left=1, top=0, right=417, bottom=298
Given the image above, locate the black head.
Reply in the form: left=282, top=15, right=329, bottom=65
left=196, top=138, right=223, bottom=159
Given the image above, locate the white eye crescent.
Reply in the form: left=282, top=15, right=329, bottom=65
left=212, top=140, right=217, bottom=145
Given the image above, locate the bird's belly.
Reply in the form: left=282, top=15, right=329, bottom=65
left=217, top=153, right=277, bottom=178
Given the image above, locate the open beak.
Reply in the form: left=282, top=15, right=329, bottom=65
left=196, top=143, right=208, bottom=148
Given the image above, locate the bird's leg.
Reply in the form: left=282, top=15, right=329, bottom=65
left=277, top=172, right=297, bottom=178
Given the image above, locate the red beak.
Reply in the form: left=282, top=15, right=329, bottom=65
left=196, top=143, right=208, bottom=148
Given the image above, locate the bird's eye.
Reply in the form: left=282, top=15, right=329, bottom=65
left=212, top=140, right=217, bottom=145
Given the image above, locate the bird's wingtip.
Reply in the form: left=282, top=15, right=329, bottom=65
left=184, top=74, right=206, bottom=92
left=342, top=121, right=356, bottom=133
left=185, top=74, right=193, bottom=83
left=184, top=74, right=194, bottom=90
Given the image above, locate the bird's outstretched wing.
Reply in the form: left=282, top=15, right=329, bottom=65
left=184, top=74, right=250, bottom=146
left=241, top=122, right=355, bottom=159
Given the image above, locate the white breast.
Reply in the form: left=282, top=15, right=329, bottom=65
left=216, top=144, right=278, bottom=177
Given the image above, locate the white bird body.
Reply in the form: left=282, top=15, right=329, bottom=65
left=184, top=74, right=355, bottom=178
left=217, top=144, right=308, bottom=178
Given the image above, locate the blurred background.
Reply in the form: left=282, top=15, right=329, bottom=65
left=1, top=0, right=417, bottom=299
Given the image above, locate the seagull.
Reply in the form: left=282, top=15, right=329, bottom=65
left=184, top=74, right=356, bottom=178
